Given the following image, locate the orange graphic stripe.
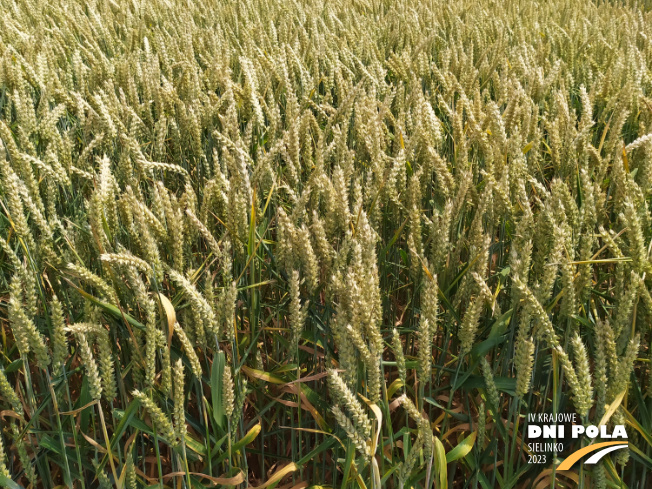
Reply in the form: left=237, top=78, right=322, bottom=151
left=557, top=441, right=627, bottom=471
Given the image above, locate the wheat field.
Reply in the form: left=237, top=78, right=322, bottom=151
left=0, top=0, right=651, bottom=487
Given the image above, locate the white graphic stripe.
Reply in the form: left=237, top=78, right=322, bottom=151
left=584, top=445, right=628, bottom=464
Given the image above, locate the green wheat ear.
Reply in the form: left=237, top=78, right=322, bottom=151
left=514, top=336, right=535, bottom=399
left=222, top=364, right=235, bottom=419
left=76, top=333, right=102, bottom=401
left=173, top=359, right=187, bottom=442
left=481, top=358, right=500, bottom=415
left=132, top=390, right=178, bottom=447
left=0, top=419, right=9, bottom=477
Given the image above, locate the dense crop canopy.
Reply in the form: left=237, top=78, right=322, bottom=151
left=0, top=0, right=651, bottom=487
